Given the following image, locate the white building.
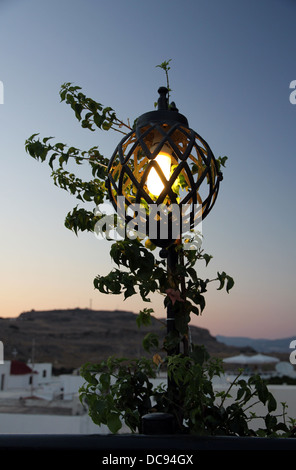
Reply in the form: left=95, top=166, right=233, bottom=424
left=0, top=361, right=52, bottom=393
left=0, top=360, right=108, bottom=434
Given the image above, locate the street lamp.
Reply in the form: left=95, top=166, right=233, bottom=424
left=107, top=86, right=222, bottom=350
left=107, top=86, right=222, bottom=248
left=107, top=86, right=223, bottom=433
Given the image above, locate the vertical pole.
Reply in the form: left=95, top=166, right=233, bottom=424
left=166, top=245, right=180, bottom=433
left=142, top=244, right=180, bottom=435
left=166, top=245, right=180, bottom=356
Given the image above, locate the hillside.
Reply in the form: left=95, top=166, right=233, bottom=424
left=217, top=335, right=295, bottom=354
left=1, top=308, right=254, bottom=372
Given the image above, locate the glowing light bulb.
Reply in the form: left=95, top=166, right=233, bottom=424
left=147, top=151, right=171, bottom=196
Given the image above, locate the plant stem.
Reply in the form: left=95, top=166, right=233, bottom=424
left=218, top=370, right=243, bottom=409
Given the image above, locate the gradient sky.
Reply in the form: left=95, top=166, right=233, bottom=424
left=0, top=0, right=295, bottom=339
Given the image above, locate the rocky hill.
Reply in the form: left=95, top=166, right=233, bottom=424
left=0, top=308, right=254, bottom=373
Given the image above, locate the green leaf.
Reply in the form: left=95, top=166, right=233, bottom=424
left=267, top=393, right=277, bottom=413
left=123, top=275, right=136, bottom=299
left=156, top=59, right=172, bottom=72
left=94, top=113, right=103, bottom=128
left=226, top=276, right=234, bottom=293
left=190, top=344, right=210, bottom=366
left=203, top=253, right=213, bottom=266
left=265, top=413, right=277, bottom=431
left=191, top=305, right=199, bottom=316
left=216, top=272, right=234, bottom=293
left=42, top=136, right=54, bottom=144
left=74, top=103, right=83, bottom=120
left=217, top=271, right=226, bottom=290
left=254, top=377, right=268, bottom=403
left=236, top=387, right=245, bottom=401
left=107, top=412, right=122, bottom=434
left=99, top=373, right=110, bottom=392
left=136, top=308, right=153, bottom=328
left=49, top=153, right=58, bottom=169
left=102, top=121, right=112, bottom=131
left=187, top=267, right=197, bottom=282
left=142, top=332, right=159, bottom=352
left=217, top=155, right=228, bottom=170
left=81, top=370, right=98, bottom=386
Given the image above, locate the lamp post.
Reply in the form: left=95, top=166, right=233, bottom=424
left=107, top=87, right=222, bottom=432
left=107, top=86, right=222, bottom=344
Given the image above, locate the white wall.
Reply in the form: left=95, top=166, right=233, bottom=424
left=0, top=413, right=107, bottom=434
left=0, top=362, right=10, bottom=391
left=58, top=374, right=85, bottom=400
left=0, top=412, right=132, bottom=434
left=31, top=363, right=52, bottom=386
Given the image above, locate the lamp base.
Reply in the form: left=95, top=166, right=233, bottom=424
left=141, top=413, right=176, bottom=435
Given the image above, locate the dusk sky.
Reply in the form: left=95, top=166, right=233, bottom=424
left=0, top=0, right=295, bottom=340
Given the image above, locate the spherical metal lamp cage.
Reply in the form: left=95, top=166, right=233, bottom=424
left=107, top=87, right=222, bottom=248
